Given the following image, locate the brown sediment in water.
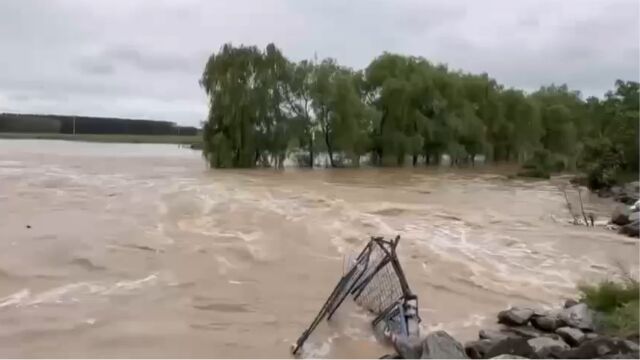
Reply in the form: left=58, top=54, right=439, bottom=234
left=0, top=139, right=637, bottom=358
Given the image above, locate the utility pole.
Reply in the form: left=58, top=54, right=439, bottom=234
left=73, top=116, right=76, bottom=135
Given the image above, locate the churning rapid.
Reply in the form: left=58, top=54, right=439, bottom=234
left=0, top=140, right=637, bottom=358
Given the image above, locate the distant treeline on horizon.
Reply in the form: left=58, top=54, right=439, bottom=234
left=0, top=113, right=199, bottom=136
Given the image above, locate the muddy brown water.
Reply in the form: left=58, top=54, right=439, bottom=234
left=0, top=140, right=638, bottom=358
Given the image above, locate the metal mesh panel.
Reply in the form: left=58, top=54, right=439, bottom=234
left=325, top=245, right=373, bottom=318
left=292, top=236, right=418, bottom=356
left=354, top=249, right=404, bottom=314
left=378, top=302, right=408, bottom=339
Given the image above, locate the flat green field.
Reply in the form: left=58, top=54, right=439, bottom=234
left=0, top=132, right=202, bottom=145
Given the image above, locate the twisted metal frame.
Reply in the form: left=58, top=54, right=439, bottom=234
left=291, top=235, right=419, bottom=355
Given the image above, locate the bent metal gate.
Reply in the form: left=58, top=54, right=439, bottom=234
left=291, top=236, right=421, bottom=357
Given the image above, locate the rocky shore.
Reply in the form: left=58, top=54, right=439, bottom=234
left=462, top=301, right=638, bottom=359
left=586, top=180, right=640, bottom=238
left=598, top=181, right=640, bottom=207
left=389, top=300, right=639, bottom=359
left=608, top=181, right=639, bottom=237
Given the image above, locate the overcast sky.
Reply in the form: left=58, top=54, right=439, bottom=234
left=0, top=0, right=638, bottom=126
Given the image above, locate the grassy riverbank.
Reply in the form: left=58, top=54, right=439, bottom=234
left=0, top=132, right=202, bottom=145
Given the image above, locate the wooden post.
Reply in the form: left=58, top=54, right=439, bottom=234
left=577, top=188, right=590, bottom=226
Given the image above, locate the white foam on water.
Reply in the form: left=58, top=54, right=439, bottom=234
left=299, top=331, right=341, bottom=358
left=0, top=273, right=160, bottom=308
left=0, top=289, right=30, bottom=308
left=27, top=283, right=102, bottom=305
left=403, top=217, right=619, bottom=302
left=102, top=273, right=158, bottom=294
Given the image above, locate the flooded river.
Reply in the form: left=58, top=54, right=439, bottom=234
left=0, top=140, right=637, bottom=358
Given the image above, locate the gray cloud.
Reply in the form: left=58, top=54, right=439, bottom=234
left=76, top=59, right=116, bottom=76
left=0, top=0, right=637, bottom=126
left=100, top=46, right=202, bottom=73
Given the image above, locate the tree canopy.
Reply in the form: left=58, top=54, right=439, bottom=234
left=200, top=43, right=639, bottom=179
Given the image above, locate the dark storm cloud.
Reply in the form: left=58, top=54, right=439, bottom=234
left=0, top=0, right=637, bottom=126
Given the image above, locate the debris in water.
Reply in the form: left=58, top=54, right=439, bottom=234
left=292, top=235, right=420, bottom=358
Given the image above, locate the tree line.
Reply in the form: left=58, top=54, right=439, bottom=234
left=0, top=113, right=199, bottom=136
left=200, top=43, right=638, bottom=183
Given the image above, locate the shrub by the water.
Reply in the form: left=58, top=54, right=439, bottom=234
left=579, top=278, right=639, bottom=337
left=516, top=149, right=564, bottom=179
left=516, top=168, right=551, bottom=179
left=580, top=138, right=626, bottom=190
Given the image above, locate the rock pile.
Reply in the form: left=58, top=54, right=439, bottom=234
left=385, top=300, right=638, bottom=358
left=599, top=181, right=639, bottom=206
left=610, top=199, right=640, bottom=238
left=463, top=302, right=639, bottom=359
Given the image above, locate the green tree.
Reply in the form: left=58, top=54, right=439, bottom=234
left=282, top=60, right=316, bottom=167
left=310, top=59, right=340, bottom=167
left=199, top=42, right=638, bottom=177
left=200, top=43, right=292, bottom=168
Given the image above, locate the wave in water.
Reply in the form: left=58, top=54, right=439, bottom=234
left=0, top=273, right=159, bottom=309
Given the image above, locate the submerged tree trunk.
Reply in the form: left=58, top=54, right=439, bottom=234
left=308, top=135, right=314, bottom=168
left=352, top=155, right=360, bottom=168
left=325, top=130, right=335, bottom=167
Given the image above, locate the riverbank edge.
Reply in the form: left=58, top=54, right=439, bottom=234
left=0, top=132, right=202, bottom=145
left=386, top=299, right=639, bottom=359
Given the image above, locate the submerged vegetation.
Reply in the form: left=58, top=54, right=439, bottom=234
left=199, top=43, right=638, bottom=185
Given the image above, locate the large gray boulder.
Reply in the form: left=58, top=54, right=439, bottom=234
left=420, top=330, right=468, bottom=359
left=391, top=335, right=422, bottom=359
left=498, top=307, right=534, bottom=326
left=508, top=325, right=559, bottom=340
left=465, top=339, right=494, bottom=359
left=619, top=220, right=639, bottom=237
left=484, top=338, right=537, bottom=359
left=556, top=326, right=585, bottom=346
left=479, top=329, right=519, bottom=342
left=629, top=212, right=640, bottom=222
left=564, top=299, right=579, bottom=308
left=480, top=329, right=506, bottom=341
left=612, top=205, right=631, bottom=226
left=615, top=181, right=640, bottom=205
left=623, top=340, right=639, bottom=353
left=531, top=313, right=563, bottom=332
left=559, top=303, right=595, bottom=331
left=490, top=355, right=528, bottom=359
left=585, top=332, right=599, bottom=341
left=616, top=194, right=639, bottom=206
left=559, top=336, right=639, bottom=358
left=528, top=336, right=570, bottom=358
